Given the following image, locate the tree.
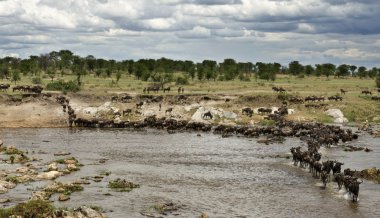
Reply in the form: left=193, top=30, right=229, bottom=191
left=0, top=64, right=10, bottom=80
left=315, top=64, right=323, bottom=77
left=321, top=63, right=336, bottom=78
left=357, top=66, right=367, bottom=78
left=219, top=59, right=238, bottom=80
left=256, top=62, right=279, bottom=81
left=368, top=67, right=378, bottom=78
left=336, top=64, right=350, bottom=77
left=196, top=63, right=204, bottom=81
left=47, top=68, right=56, bottom=81
left=116, top=71, right=122, bottom=83
left=304, top=65, right=314, bottom=76
left=376, top=76, right=380, bottom=88
left=288, top=61, right=303, bottom=75
left=11, top=69, right=21, bottom=85
left=71, top=56, right=86, bottom=85
left=349, top=65, right=357, bottom=76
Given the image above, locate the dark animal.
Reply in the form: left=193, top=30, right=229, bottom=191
left=332, top=161, right=344, bottom=174
left=165, top=108, right=173, bottom=114
left=178, top=87, right=181, bottom=94
left=0, top=84, right=10, bottom=91
left=111, top=96, right=118, bottom=102
left=163, top=87, right=170, bottom=93
left=242, top=107, right=253, bottom=117
left=340, top=89, right=347, bottom=95
left=258, top=108, right=272, bottom=115
left=136, top=102, right=144, bottom=109
left=202, top=111, right=213, bottom=120
left=362, top=90, right=372, bottom=95
left=123, top=109, right=132, bottom=116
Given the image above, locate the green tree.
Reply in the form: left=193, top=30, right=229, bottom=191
left=304, top=65, right=314, bottom=76
left=349, top=65, right=357, bottom=76
left=71, top=56, right=86, bottom=85
left=116, top=71, right=122, bottom=83
left=47, top=68, right=56, bottom=81
left=336, top=64, right=350, bottom=77
left=0, top=64, right=10, bottom=80
left=368, top=67, right=378, bottom=78
left=321, top=63, right=336, bottom=78
left=11, top=69, right=21, bottom=85
left=357, top=66, right=367, bottom=78
left=196, top=63, right=204, bottom=81
left=220, top=59, right=238, bottom=80
left=376, top=76, right=380, bottom=88
left=288, top=61, right=303, bottom=75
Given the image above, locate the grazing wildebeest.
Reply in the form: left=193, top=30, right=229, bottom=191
left=111, top=96, right=118, bottom=102
left=165, top=107, right=173, bottom=114
left=202, top=111, right=213, bottom=120
left=0, top=84, right=10, bottom=91
left=123, top=109, right=132, bottom=116
left=136, top=101, right=143, bottom=109
left=242, top=107, right=253, bottom=117
left=163, top=87, right=170, bottom=93
left=120, top=95, right=132, bottom=103
left=362, top=90, right=372, bottom=95
left=178, top=87, right=181, bottom=94
left=340, top=89, right=347, bottom=95
left=258, top=107, right=272, bottom=115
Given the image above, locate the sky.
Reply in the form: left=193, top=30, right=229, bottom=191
left=0, top=0, right=380, bottom=67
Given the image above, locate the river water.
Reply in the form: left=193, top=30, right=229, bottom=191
left=0, top=128, right=379, bottom=218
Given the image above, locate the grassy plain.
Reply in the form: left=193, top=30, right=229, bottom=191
left=2, top=73, right=379, bottom=124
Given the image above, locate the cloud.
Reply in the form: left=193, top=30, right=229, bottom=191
left=0, top=0, right=379, bottom=67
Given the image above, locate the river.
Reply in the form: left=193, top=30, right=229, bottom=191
left=0, top=128, right=379, bottom=217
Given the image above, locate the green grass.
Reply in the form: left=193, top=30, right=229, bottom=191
left=108, top=179, right=140, bottom=192
left=0, top=200, right=54, bottom=218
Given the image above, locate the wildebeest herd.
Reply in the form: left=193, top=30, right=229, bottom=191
left=290, top=125, right=363, bottom=202
left=0, top=84, right=43, bottom=94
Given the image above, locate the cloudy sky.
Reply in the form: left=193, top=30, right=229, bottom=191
left=1, top=0, right=380, bottom=66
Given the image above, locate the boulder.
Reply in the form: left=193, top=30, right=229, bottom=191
left=0, top=180, right=16, bottom=194
left=67, top=163, right=78, bottom=171
left=325, top=109, right=348, bottom=123
left=58, top=194, right=70, bottom=201
left=36, top=171, right=62, bottom=180
left=48, top=162, right=58, bottom=171
left=74, top=206, right=105, bottom=218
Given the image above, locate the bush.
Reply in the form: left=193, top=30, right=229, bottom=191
left=32, top=77, right=42, bottom=84
left=175, top=76, right=189, bottom=85
left=46, top=80, right=80, bottom=93
left=0, top=200, right=55, bottom=218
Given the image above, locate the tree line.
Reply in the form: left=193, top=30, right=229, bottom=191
left=0, top=50, right=379, bottom=86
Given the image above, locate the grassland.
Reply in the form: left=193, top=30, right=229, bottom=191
left=1, top=73, right=379, bottom=124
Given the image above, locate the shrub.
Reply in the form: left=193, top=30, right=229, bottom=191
left=175, top=76, right=189, bottom=85
left=46, top=80, right=80, bottom=93
left=0, top=200, right=55, bottom=218
left=32, top=77, right=43, bottom=84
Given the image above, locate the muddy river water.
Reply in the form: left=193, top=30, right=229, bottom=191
left=0, top=128, right=379, bottom=218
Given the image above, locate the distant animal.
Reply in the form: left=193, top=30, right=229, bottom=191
left=242, top=107, right=253, bottom=117
left=111, top=96, right=118, bottom=102
left=165, top=108, right=173, bottom=114
left=178, top=87, right=181, bottom=94
left=163, top=87, right=170, bottom=93
left=362, top=90, right=372, bottom=95
left=122, top=109, right=132, bottom=116
left=0, top=84, right=10, bottom=91
left=202, top=111, right=213, bottom=120
left=136, top=102, right=144, bottom=109
left=258, top=107, right=272, bottom=115
left=340, top=89, right=347, bottom=95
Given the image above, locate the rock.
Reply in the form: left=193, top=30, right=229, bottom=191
left=114, top=117, right=122, bottom=124
left=191, top=106, right=239, bottom=123
left=48, top=162, right=58, bottom=171
left=58, top=194, right=70, bottom=201
left=16, top=167, right=29, bottom=174
left=257, top=136, right=269, bottom=144
left=74, top=206, right=105, bottom=218
left=143, top=109, right=156, bottom=117
left=0, top=198, right=10, bottom=203
left=73, top=179, right=91, bottom=185
left=67, top=163, right=78, bottom=171
left=199, top=213, right=209, bottom=218
left=36, top=171, right=62, bottom=180
left=54, top=152, right=71, bottom=156
left=325, top=109, right=348, bottom=123
left=31, top=191, right=49, bottom=200
left=0, top=180, right=16, bottom=194
left=65, top=159, right=77, bottom=165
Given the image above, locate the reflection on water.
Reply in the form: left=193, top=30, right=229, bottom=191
left=0, top=128, right=379, bottom=218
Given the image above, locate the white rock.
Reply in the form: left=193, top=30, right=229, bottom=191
left=287, top=109, right=295, bottom=115
left=67, top=164, right=77, bottom=171
left=325, top=109, right=348, bottom=123
left=75, top=206, right=106, bottom=218
left=36, top=171, right=62, bottom=180
left=143, top=109, right=156, bottom=117
left=0, top=180, right=16, bottom=193
left=48, top=162, right=58, bottom=171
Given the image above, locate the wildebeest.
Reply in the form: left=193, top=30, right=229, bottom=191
left=340, top=89, right=347, bottom=95
left=371, top=96, right=380, bottom=101
left=163, top=87, right=170, bottom=93
left=178, top=87, right=182, bottom=94
left=362, top=90, right=372, bottom=95
left=321, top=171, right=328, bottom=187
left=120, top=95, right=132, bottom=103
left=272, top=86, right=286, bottom=93
left=332, top=161, right=344, bottom=174
left=165, top=107, right=173, bottom=114
left=122, top=109, right=132, bottom=116
left=289, top=96, right=304, bottom=104
left=334, top=173, right=344, bottom=189
left=0, top=84, right=10, bottom=91
left=111, top=96, right=118, bottom=102
left=202, top=111, right=213, bottom=119
left=242, top=107, right=253, bottom=117
left=328, top=95, right=343, bottom=101
left=258, top=107, right=272, bottom=115
left=349, top=179, right=363, bottom=202
left=136, top=101, right=144, bottom=109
